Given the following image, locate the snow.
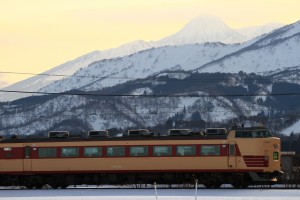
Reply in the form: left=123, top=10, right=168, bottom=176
left=158, top=14, right=247, bottom=45
left=0, top=42, right=155, bottom=101
left=282, top=119, right=300, bottom=135
left=40, top=43, right=240, bottom=94
left=0, top=189, right=299, bottom=200
left=236, top=22, right=284, bottom=40
left=197, top=34, right=300, bottom=74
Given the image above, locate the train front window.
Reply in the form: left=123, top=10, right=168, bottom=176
left=235, top=130, right=273, bottom=138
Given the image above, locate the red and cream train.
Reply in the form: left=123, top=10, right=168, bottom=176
left=0, top=126, right=282, bottom=189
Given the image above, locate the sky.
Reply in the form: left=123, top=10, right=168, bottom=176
left=1, top=0, right=300, bottom=87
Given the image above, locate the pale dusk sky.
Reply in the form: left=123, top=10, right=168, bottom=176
left=1, top=0, right=300, bottom=87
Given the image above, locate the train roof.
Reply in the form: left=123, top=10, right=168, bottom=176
left=0, top=134, right=227, bottom=144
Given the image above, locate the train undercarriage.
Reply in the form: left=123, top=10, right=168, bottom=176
left=0, top=171, right=280, bottom=189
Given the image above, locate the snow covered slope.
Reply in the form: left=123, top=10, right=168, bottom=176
left=196, top=21, right=300, bottom=74
left=40, top=43, right=240, bottom=93
left=236, top=22, right=284, bottom=40
left=0, top=41, right=155, bottom=101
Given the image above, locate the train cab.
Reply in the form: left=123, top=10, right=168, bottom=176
left=227, top=126, right=282, bottom=184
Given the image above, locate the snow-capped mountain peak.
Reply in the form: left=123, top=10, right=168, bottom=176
left=158, top=15, right=247, bottom=45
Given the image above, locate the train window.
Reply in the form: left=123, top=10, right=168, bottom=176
left=235, top=131, right=251, bottom=138
left=130, top=146, right=148, bottom=157
left=229, top=144, right=235, bottom=156
left=153, top=146, right=172, bottom=156
left=39, top=147, right=57, bottom=158
left=84, top=147, right=102, bottom=157
left=201, top=145, right=220, bottom=156
left=106, top=147, right=125, bottom=157
left=176, top=146, right=196, bottom=156
left=61, top=147, right=79, bottom=157
left=24, top=146, right=31, bottom=159
left=236, top=130, right=273, bottom=138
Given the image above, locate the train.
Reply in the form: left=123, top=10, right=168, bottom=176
left=0, top=125, right=282, bottom=189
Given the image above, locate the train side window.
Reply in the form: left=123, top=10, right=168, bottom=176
left=153, top=146, right=172, bottom=156
left=201, top=145, right=220, bottom=156
left=39, top=147, right=57, bottom=158
left=106, top=147, right=125, bottom=157
left=130, top=146, right=148, bottom=157
left=176, top=146, right=196, bottom=156
left=24, top=146, right=31, bottom=159
left=84, top=147, right=102, bottom=157
left=61, top=147, right=79, bottom=157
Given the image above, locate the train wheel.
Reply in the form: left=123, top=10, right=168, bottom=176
left=50, top=184, right=59, bottom=189
left=203, top=178, right=222, bottom=188
left=24, top=183, right=34, bottom=189
left=35, top=184, right=44, bottom=189
left=231, top=176, right=249, bottom=189
left=60, top=184, right=69, bottom=189
left=203, top=182, right=213, bottom=188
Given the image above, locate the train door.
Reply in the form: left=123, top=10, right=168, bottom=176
left=23, top=145, right=32, bottom=172
left=228, top=142, right=236, bottom=169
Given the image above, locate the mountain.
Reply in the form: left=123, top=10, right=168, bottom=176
left=37, top=20, right=300, bottom=94
left=1, top=70, right=300, bottom=138
left=1, top=19, right=300, bottom=136
left=195, top=21, right=300, bottom=74
left=0, top=40, right=155, bottom=101
left=39, top=43, right=240, bottom=93
left=159, top=15, right=247, bottom=45
left=236, top=22, right=284, bottom=40
left=0, top=15, right=296, bottom=101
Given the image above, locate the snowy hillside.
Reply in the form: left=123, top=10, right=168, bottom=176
left=40, top=44, right=241, bottom=93
left=0, top=41, right=155, bottom=101
left=0, top=72, right=278, bottom=136
left=196, top=22, right=300, bottom=74
left=236, top=22, right=284, bottom=40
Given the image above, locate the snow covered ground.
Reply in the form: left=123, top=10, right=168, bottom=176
left=0, top=189, right=299, bottom=200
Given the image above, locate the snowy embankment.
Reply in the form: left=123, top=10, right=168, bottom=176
left=0, top=189, right=299, bottom=200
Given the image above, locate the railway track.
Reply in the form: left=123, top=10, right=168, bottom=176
left=1, top=184, right=300, bottom=190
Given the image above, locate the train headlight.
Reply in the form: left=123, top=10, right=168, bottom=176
left=264, top=156, right=269, bottom=161
left=273, top=152, right=279, bottom=160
